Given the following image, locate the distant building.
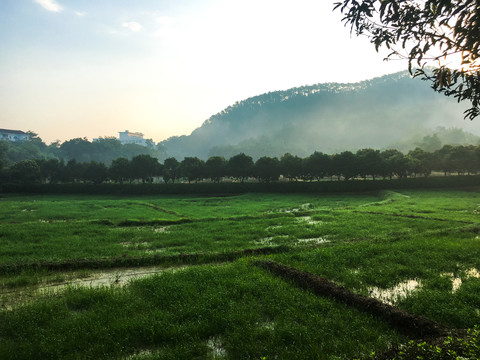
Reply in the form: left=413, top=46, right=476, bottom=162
left=0, top=129, right=30, bottom=142
left=118, top=130, right=148, bottom=146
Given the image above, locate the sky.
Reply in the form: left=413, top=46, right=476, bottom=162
left=0, top=0, right=408, bottom=144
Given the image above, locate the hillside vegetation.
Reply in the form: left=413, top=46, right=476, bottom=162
left=160, top=71, right=477, bottom=159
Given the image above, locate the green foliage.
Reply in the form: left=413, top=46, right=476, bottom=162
left=109, top=157, right=130, bottom=183
left=228, top=153, right=254, bottom=182
left=254, top=156, right=280, bottom=182
left=162, top=157, right=180, bottom=184
left=0, top=263, right=403, bottom=360
left=178, top=157, right=204, bottom=183
left=130, top=154, right=161, bottom=183
left=205, top=156, right=227, bottom=183
left=334, top=0, right=480, bottom=119
left=8, top=160, right=41, bottom=184
left=370, top=326, right=480, bottom=360
left=161, top=72, right=469, bottom=160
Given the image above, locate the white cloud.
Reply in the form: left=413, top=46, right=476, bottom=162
left=33, top=0, right=63, bottom=12
left=122, top=22, right=143, bottom=32
left=75, top=11, right=86, bottom=17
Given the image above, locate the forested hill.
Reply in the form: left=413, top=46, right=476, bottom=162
left=160, top=71, right=477, bottom=160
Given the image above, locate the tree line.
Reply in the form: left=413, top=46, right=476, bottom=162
left=0, top=133, right=167, bottom=166
left=2, top=144, right=480, bottom=185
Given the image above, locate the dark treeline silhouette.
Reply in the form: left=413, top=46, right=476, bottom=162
left=0, top=133, right=167, bottom=167
left=2, top=144, right=480, bottom=185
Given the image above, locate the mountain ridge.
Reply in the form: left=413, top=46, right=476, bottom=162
left=161, top=71, right=477, bottom=160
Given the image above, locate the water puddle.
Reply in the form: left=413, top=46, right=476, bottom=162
left=121, top=241, right=151, bottom=248
left=295, top=237, right=330, bottom=245
left=300, top=203, right=313, bottom=210
left=144, top=248, right=167, bottom=254
left=1, top=266, right=185, bottom=310
left=206, top=336, right=227, bottom=359
left=441, top=268, right=480, bottom=293
left=441, top=272, right=462, bottom=292
left=254, top=237, right=274, bottom=245
left=265, top=225, right=283, bottom=231
left=154, top=226, right=169, bottom=233
left=253, top=235, right=290, bottom=246
left=257, top=320, right=275, bottom=331
left=124, top=349, right=156, bottom=359
left=466, top=268, right=480, bottom=278
left=43, top=266, right=183, bottom=290
left=368, top=279, right=422, bottom=305
left=296, top=216, right=322, bottom=225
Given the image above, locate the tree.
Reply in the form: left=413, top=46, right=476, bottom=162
left=179, top=157, right=204, bottom=183
left=0, top=141, right=8, bottom=171
left=163, top=158, right=180, bottom=183
left=279, top=153, right=303, bottom=181
left=36, top=158, right=65, bottom=183
left=227, top=153, right=254, bottom=182
left=407, top=147, right=434, bottom=177
left=335, top=0, right=480, bottom=119
left=205, top=156, right=227, bottom=183
left=304, top=151, right=332, bottom=181
left=64, top=159, right=86, bottom=183
left=356, top=148, right=383, bottom=180
left=381, top=149, right=409, bottom=179
left=254, top=156, right=280, bottom=183
left=84, top=162, right=109, bottom=184
left=331, top=151, right=358, bottom=181
left=416, top=134, right=442, bottom=153
left=60, top=138, right=93, bottom=162
left=8, top=160, right=41, bottom=184
left=130, top=155, right=161, bottom=183
left=109, top=157, right=130, bottom=183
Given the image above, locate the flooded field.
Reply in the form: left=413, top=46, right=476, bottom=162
left=1, top=265, right=187, bottom=310
left=1, top=190, right=480, bottom=359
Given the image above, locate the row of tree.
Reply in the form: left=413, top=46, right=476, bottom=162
left=2, top=144, right=480, bottom=185
left=0, top=133, right=167, bottom=166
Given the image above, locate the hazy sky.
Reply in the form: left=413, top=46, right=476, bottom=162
left=0, top=0, right=407, bottom=144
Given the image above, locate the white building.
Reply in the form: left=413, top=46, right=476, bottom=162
left=118, top=130, right=148, bottom=146
left=0, top=129, right=30, bottom=142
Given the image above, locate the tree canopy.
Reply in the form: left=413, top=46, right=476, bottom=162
left=334, top=0, right=480, bottom=119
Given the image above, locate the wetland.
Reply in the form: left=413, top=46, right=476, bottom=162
left=1, top=189, right=480, bottom=359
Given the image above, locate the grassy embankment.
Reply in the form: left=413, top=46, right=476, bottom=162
left=0, top=189, right=479, bottom=359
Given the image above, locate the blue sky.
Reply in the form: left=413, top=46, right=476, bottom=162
left=0, top=0, right=407, bottom=143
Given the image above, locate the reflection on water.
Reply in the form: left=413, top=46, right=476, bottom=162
left=368, top=279, right=422, bottom=305
left=206, top=336, right=227, bottom=359
left=441, top=268, right=480, bottom=293
left=1, top=266, right=185, bottom=310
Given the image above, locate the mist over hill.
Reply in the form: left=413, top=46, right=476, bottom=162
left=161, top=71, right=480, bottom=160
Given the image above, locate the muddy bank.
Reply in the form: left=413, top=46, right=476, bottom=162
left=0, top=246, right=290, bottom=275
left=255, top=260, right=448, bottom=338
left=1, top=265, right=188, bottom=310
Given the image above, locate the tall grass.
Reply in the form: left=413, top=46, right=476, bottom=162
left=0, top=262, right=404, bottom=360
left=1, top=189, right=480, bottom=358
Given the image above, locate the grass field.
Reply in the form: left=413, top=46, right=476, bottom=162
left=1, top=189, right=480, bottom=359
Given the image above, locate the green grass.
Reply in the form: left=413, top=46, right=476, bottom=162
left=0, top=262, right=404, bottom=360
left=1, top=189, right=480, bottom=359
left=0, top=193, right=381, bottom=266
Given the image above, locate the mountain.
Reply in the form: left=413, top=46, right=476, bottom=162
left=160, top=71, right=479, bottom=160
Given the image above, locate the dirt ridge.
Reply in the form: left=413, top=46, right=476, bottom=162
left=0, top=246, right=289, bottom=275
left=255, top=260, right=448, bottom=338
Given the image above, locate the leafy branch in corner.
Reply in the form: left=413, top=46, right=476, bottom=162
left=334, top=0, right=480, bottom=119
